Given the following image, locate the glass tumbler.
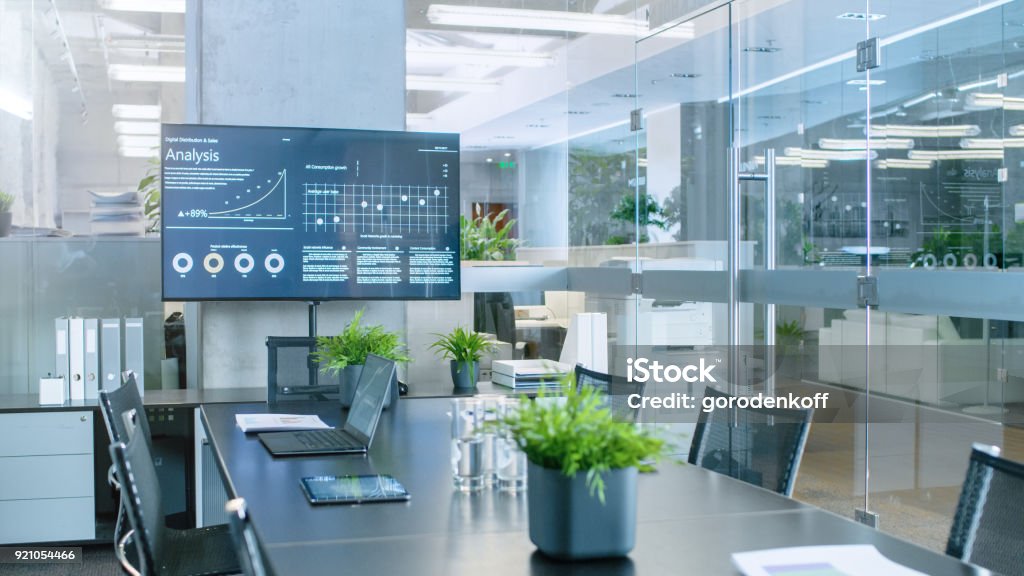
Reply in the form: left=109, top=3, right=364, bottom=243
left=495, top=397, right=528, bottom=492
left=450, top=398, right=486, bottom=492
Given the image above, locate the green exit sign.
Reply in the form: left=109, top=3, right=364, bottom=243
left=498, top=161, right=517, bottom=169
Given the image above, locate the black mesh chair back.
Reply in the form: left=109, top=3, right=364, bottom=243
left=474, top=292, right=516, bottom=348
left=110, top=433, right=167, bottom=575
left=574, top=364, right=646, bottom=423
left=266, top=336, right=338, bottom=403
left=688, top=387, right=812, bottom=496
left=226, top=499, right=275, bottom=576
left=100, top=373, right=152, bottom=448
left=946, top=443, right=1024, bottom=574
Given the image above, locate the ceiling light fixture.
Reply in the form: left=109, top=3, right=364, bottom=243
left=757, top=155, right=829, bottom=168
left=108, top=64, right=185, bottom=83
left=868, top=124, right=980, bottom=138
left=903, top=92, right=941, bottom=108
left=425, top=4, right=694, bottom=39
left=114, top=121, right=161, bottom=135
left=112, top=104, right=161, bottom=120
left=784, top=147, right=878, bottom=161
left=818, top=138, right=914, bottom=150
left=100, top=0, right=185, bottom=13
left=406, top=75, right=499, bottom=92
left=407, top=46, right=553, bottom=68
left=847, top=79, right=886, bottom=86
left=876, top=159, right=934, bottom=170
left=837, top=12, right=887, bottom=21
left=959, top=137, right=1024, bottom=149
left=1008, top=124, right=1024, bottom=136
left=908, top=149, right=1004, bottom=160
left=965, top=92, right=1024, bottom=111
left=718, top=0, right=1013, bottom=103
left=0, top=87, right=33, bottom=120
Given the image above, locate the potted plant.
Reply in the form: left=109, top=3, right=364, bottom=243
left=495, top=379, right=668, bottom=560
left=429, top=327, right=496, bottom=390
left=313, top=309, right=410, bottom=407
left=0, top=189, right=14, bottom=238
left=137, top=158, right=161, bottom=234
left=460, top=204, right=522, bottom=264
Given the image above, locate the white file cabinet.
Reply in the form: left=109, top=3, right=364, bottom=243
left=0, top=411, right=96, bottom=543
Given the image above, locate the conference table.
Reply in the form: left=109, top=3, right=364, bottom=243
left=201, top=398, right=981, bottom=575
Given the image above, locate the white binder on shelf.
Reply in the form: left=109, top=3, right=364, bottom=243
left=84, top=318, right=100, bottom=399
left=100, top=318, right=122, bottom=392
left=54, top=318, right=70, bottom=392
left=124, top=317, right=144, bottom=396
left=68, top=317, right=85, bottom=401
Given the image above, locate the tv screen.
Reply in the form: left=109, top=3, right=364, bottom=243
left=160, top=124, right=460, bottom=301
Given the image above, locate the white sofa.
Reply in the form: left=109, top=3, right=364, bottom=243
left=818, top=310, right=1024, bottom=406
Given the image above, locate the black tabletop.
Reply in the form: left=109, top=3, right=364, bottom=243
left=0, top=387, right=266, bottom=413
left=201, top=398, right=980, bottom=576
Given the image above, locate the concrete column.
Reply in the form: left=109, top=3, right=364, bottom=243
left=185, top=0, right=406, bottom=389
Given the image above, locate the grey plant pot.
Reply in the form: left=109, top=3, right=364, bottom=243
left=527, top=461, right=637, bottom=560
left=450, top=360, right=479, bottom=390
left=339, top=364, right=397, bottom=409
left=0, top=212, right=11, bottom=238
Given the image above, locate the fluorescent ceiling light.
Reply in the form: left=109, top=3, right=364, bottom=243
left=958, top=78, right=1000, bottom=92
left=903, top=92, right=940, bottom=108
left=965, top=92, right=1024, bottom=111
left=959, top=138, right=1024, bottom=149
left=425, top=4, right=694, bottom=39
left=756, top=155, right=828, bottom=168
left=784, top=148, right=878, bottom=161
left=1009, top=124, right=1024, bottom=137
left=407, top=75, right=499, bottom=92
left=114, top=121, right=160, bottom=135
left=119, top=146, right=160, bottom=158
left=819, top=138, right=914, bottom=150
left=868, top=124, right=980, bottom=138
left=876, top=159, right=934, bottom=170
left=99, top=0, right=185, bottom=13
left=108, top=64, right=185, bottom=83
left=407, top=46, right=553, bottom=68
left=111, top=104, right=161, bottom=120
left=847, top=79, right=886, bottom=86
left=0, top=87, right=32, bottom=120
left=837, top=12, right=887, bottom=21
left=719, top=0, right=1013, bottom=103
left=908, top=149, right=1004, bottom=160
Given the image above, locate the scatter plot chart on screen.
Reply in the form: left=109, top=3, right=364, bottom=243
left=303, top=184, right=450, bottom=233
left=161, top=124, right=460, bottom=301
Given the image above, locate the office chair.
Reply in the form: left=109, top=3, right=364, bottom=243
left=946, top=443, right=1024, bottom=575
left=99, top=373, right=153, bottom=575
left=225, top=499, right=276, bottom=576
left=475, top=292, right=523, bottom=358
left=574, top=364, right=646, bottom=423
left=688, top=387, right=812, bottom=497
left=266, top=336, right=339, bottom=403
left=110, top=431, right=240, bottom=576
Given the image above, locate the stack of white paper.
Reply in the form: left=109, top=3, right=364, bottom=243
left=733, top=545, right=927, bottom=576
left=235, top=414, right=332, bottom=434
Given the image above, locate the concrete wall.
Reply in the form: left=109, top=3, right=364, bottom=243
left=187, top=0, right=414, bottom=389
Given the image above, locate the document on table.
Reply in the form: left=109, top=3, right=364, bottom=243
left=235, top=414, right=332, bottom=433
left=732, top=545, right=927, bottom=576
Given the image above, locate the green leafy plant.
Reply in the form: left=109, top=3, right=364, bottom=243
left=312, top=309, right=410, bottom=374
left=429, top=327, right=496, bottom=363
left=0, top=190, right=14, bottom=212
left=495, top=377, right=668, bottom=504
left=460, top=205, right=521, bottom=261
left=776, top=319, right=805, bottom=347
left=610, top=192, right=669, bottom=231
left=138, top=158, right=161, bottom=233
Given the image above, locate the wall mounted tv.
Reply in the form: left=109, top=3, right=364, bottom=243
left=160, top=124, right=460, bottom=301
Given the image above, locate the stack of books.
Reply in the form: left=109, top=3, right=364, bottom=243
left=491, top=359, right=572, bottom=390
left=89, top=190, right=145, bottom=236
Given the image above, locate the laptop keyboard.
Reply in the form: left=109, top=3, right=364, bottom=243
left=293, top=428, right=358, bottom=450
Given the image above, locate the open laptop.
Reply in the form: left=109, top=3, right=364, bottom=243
left=258, top=354, right=395, bottom=456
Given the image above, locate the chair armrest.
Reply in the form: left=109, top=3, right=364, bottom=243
left=116, top=529, right=141, bottom=576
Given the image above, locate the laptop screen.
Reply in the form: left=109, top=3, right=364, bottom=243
left=343, top=354, right=395, bottom=447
